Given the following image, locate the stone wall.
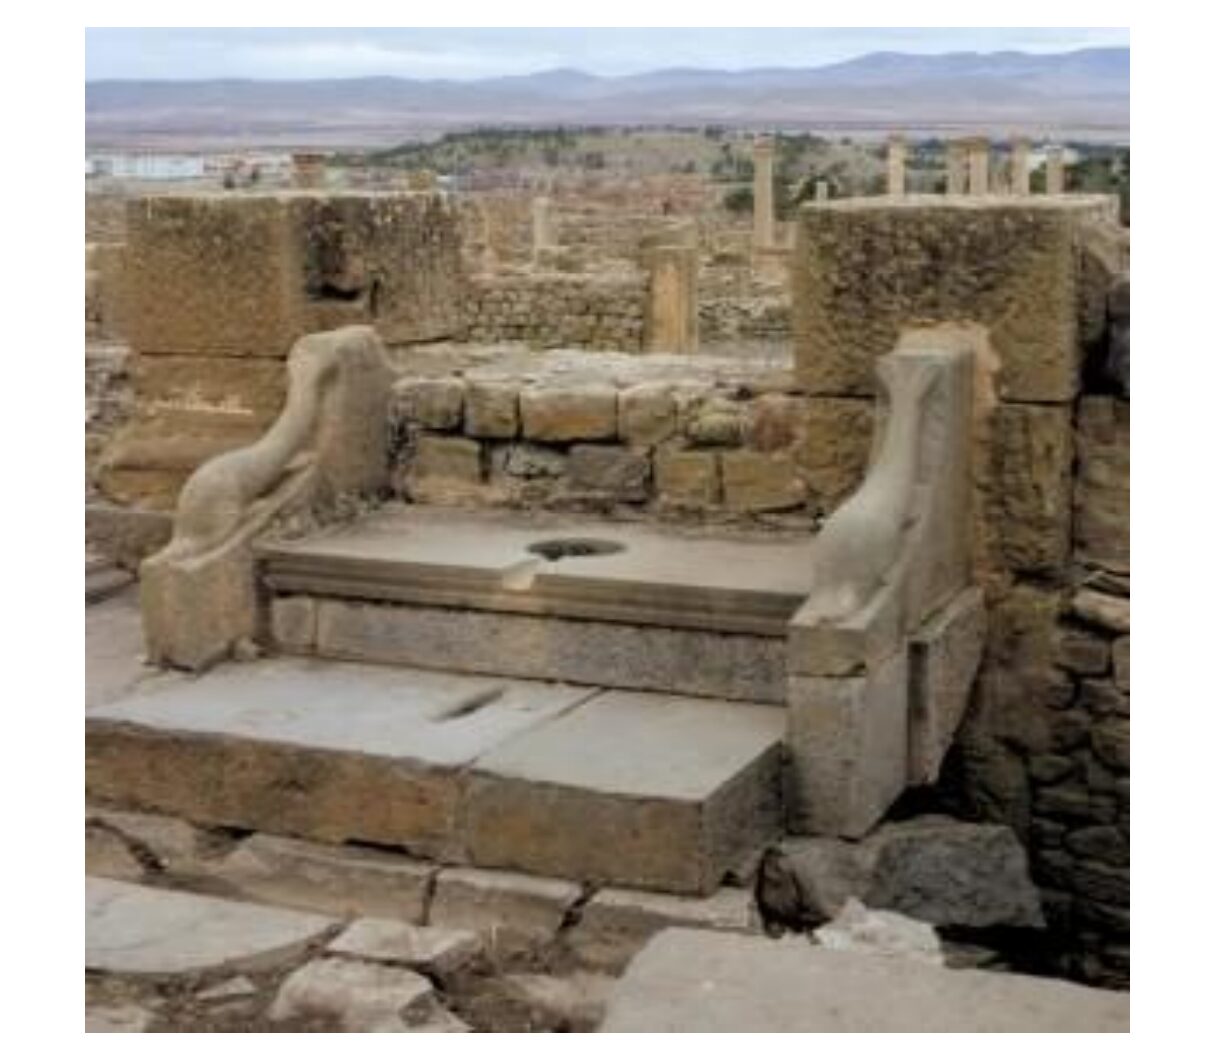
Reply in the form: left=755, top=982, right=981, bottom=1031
left=461, top=274, right=647, bottom=352
left=699, top=293, right=791, bottom=348
left=387, top=348, right=863, bottom=524
left=790, top=197, right=1130, bottom=987
left=96, top=191, right=465, bottom=510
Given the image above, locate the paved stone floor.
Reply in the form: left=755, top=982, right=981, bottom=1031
left=86, top=584, right=154, bottom=709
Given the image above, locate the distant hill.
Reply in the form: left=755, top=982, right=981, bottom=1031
left=85, top=47, right=1130, bottom=149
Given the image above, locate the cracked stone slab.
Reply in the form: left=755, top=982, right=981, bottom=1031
left=328, top=918, right=482, bottom=979
left=86, top=877, right=336, bottom=978
left=86, top=658, right=596, bottom=857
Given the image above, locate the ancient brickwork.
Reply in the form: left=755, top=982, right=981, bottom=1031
left=388, top=349, right=861, bottom=523
left=461, top=275, right=646, bottom=352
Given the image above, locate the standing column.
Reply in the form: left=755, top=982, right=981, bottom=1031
left=1010, top=137, right=1031, bottom=196
left=886, top=134, right=907, bottom=197
left=946, top=141, right=967, bottom=195
left=966, top=137, right=990, bottom=196
left=531, top=195, right=556, bottom=262
left=1046, top=146, right=1066, bottom=195
left=644, top=243, right=699, bottom=355
left=814, top=179, right=830, bottom=202
left=752, top=136, right=775, bottom=251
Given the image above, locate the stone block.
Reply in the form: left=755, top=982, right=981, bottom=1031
left=327, top=918, right=482, bottom=979
left=520, top=384, right=617, bottom=442
left=465, top=381, right=519, bottom=438
left=654, top=447, right=720, bottom=507
left=565, top=444, right=650, bottom=501
left=1075, top=397, right=1129, bottom=573
left=567, top=886, right=757, bottom=973
left=428, top=866, right=582, bottom=958
left=1071, top=589, right=1130, bottom=634
left=791, top=199, right=1109, bottom=403
left=1112, top=636, right=1130, bottom=691
left=720, top=451, right=806, bottom=512
left=1056, top=629, right=1110, bottom=675
left=270, top=595, right=317, bottom=652
left=791, top=398, right=874, bottom=514
left=744, top=394, right=805, bottom=453
left=86, top=877, right=335, bottom=978
left=685, top=398, right=744, bottom=447
left=786, top=649, right=909, bottom=839
left=493, top=442, right=566, bottom=479
left=907, top=587, right=987, bottom=784
left=393, top=377, right=465, bottom=430
left=464, top=691, right=785, bottom=894
left=86, top=822, right=145, bottom=881
left=210, top=834, right=437, bottom=924
left=985, top=403, right=1073, bottom=575
left=619, top=383, right=677, bottom=446
left=1090, top=718, right=1130, bottom=773
left=408, top=435, right=483, bottom=486
left=267, top=957, right=441, bottom=1032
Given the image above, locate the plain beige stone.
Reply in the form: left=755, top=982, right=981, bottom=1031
left=465, top=380, right=520, bottom=438
left=786, top=650, right=909, bottom=839
left=907, top=587, right=987, bottom=784
left=409, top=435, right=483, bottom=485
left=520, top=384, right=617, bottom=442
left=654, top=447, right=719, bottom=507
left=720, top=450, right=806, bottom=511
left=393, top=376, right=465, bottom=430
left=619, top=383, right=676, bottom=446
left=429, top=866, right=582, bottom=957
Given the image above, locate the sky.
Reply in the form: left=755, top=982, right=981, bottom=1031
left=85, top=27, right=1130, bottom=81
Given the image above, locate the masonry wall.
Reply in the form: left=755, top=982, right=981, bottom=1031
left=790, top=196, right=1129, bottom=987
left=96, top=191, right=465, bottom=510
left=461, top=274, right=647, bottom=352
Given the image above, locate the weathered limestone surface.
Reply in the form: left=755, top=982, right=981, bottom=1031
left=1075, top=397, right=1130, bottom=574
left=600, top=929, right=1130, bottom=1032
left=814, top=897, right=944, bottom=966
left=86, top=877, right=335, bottom=977
left=268, top=957, right=442, bottom=1032
left=520, top=384, right=618, bottom=442
left=644, top=244, right=698, bottom=354
left=327, top=918, right=482, bottom=979
left=463, top=692, right=785, bottom=893
left=792, top=198, right=1113, bottom=403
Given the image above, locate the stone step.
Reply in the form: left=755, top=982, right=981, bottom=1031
left=86, top=658, right=785, bottom=894
left=258, top=505, right=815, bottom=703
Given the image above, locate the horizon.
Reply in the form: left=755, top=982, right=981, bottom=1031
left=85, top=28, right=1130, bottom=83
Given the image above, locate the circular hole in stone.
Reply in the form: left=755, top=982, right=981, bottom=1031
left=527, top=538, right=626, bottom=562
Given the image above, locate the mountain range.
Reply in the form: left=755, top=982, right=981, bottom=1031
left=85, top=47, right=1130, bottom=149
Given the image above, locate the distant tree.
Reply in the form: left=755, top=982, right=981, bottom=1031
left=723, top=186, right=754, bottom=214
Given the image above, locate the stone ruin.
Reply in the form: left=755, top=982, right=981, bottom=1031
left=85, top=159, right=1130, bottom=1023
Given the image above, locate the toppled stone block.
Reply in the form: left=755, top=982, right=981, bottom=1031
left=211, top=834, right=437, bottom=924
left=654, top=448, right=719, bottom=508
left=268, top=957, right=446, bottom=1032
left=758, top=815, right=1043, bottom=931
left=813, top=897, right=944, bottom=967
left=465, top=381, right=520, bottom=438
left=428, top=867, right=581, bottom=959
left=328, top=918, right=482, bottom=980
left=566, top=445, right=650, bottom=502
left=393, top=377, right=465, bottom=430
left=567, top=885, right=757, bottom=973
left=619, top=383, right=676, bottom=446
left=720, top=451, right=806, bottom=512
left=520, top=384, right=617, bottom=442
